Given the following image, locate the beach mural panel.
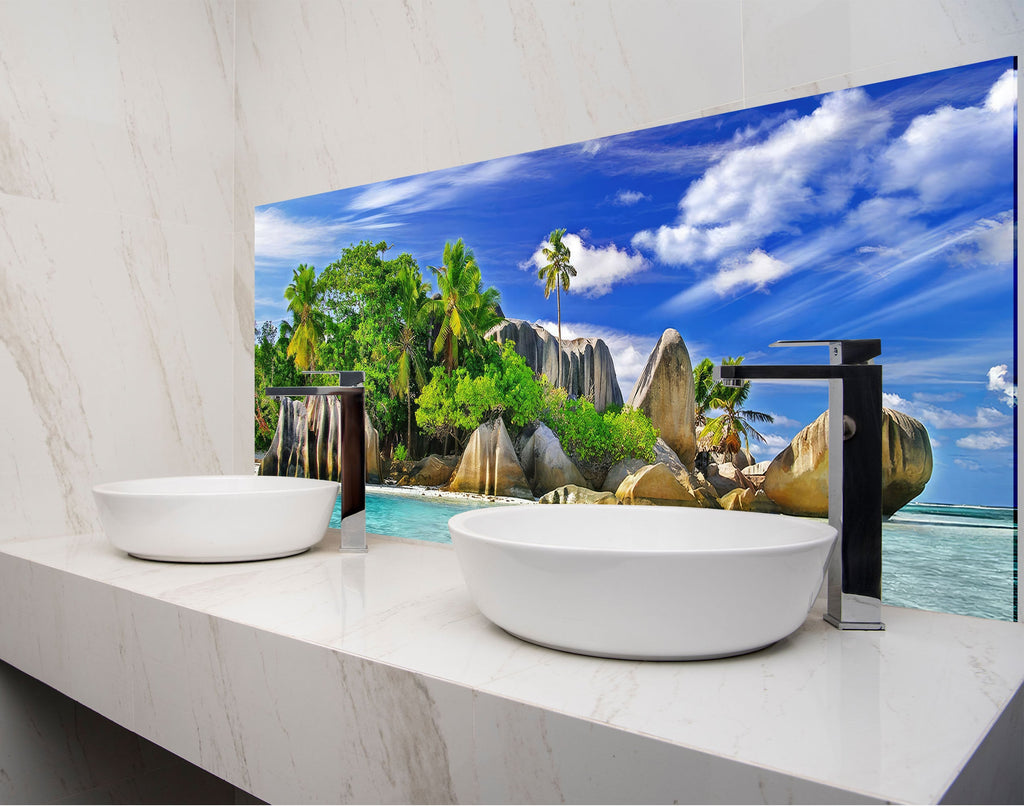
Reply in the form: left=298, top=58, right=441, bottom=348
left=255, top=58, right=1017, bottom=618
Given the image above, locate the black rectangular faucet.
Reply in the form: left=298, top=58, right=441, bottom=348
left=716, top=340, right=884, bottom=630
left=265, top=371, right=367, bottom=553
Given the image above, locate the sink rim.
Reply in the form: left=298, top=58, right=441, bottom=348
left=93, top=474, right=339, bottom=497
left=449, top=504, right=837, bottom=556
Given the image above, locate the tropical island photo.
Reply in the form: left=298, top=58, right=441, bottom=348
left=254, top=57, right=1016, bottom=620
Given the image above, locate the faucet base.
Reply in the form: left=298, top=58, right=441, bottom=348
left=823, top=614, right=886, bottom=631
left=336, top=510, right=367, bottom=553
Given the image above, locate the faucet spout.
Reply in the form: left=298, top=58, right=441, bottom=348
left=716, top=340, right=884, bottom=631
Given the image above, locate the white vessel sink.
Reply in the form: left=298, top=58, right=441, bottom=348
left=93, top=475, right=338, bottom=562
left=449, top=504, right=837, bottom=660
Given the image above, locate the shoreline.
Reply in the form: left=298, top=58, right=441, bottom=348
left=369, top=482, right=535, bottom=506
left=254, top=458, right=534, bottom=504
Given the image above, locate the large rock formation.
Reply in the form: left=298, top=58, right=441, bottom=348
left=615, top=463, right=699, bottom=507
left=602, top=457, right=646, bottom=493
left=261, top=395, right=371, bottom=483
left=881, top=409, right=934, bottom=515
left=626, top=329, right=696, bottom=469
left=705, top=461, right=756, bottom=497
left=515, top=422, right=588, bottom=496
left=487, top=318, right=623, bottom=411
left=539, top=485, right=619, bottom=505
left=763, top=408, right=933, bottom=517
left=447, top=418, right=533, bottom=499
left=260, top=399, right=310, bottom=478
left=719, top=488, right=782, bottom=514
left=396, top=454, right=458, bottom=487
left=365, top=412, right=381, bottom=484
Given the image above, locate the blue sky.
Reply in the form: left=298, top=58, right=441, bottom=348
left=257, top=58, right=1017, bottom=507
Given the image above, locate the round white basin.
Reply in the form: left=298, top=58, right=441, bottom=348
left=93, top=475, right=338, bottom=562
left=449, top=504, right=837, bottom=660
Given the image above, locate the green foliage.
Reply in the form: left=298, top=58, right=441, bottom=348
left=604, top=406, right=659, bottom=463
left=693, top=357, right=719, bottom=427
left=392, top=443, right=408, bottom=462
left=538, top=228, right=576, bottom=299
left=415, top=365, right=461, bottom=445
left=422, top=239, right=503, bottom=371
left=283, top=264, right=327, bottom=371
left=388, top=262, right=432, bottom=458
left=415, top=341, right=546, bottom=446
left=542, top=394, right=657, bottom=467
left=482, top=341, right=545, bottom=428
left=414, top=333, right=658, bottom=469
left=454, top=372, right=502, bottom=427
left=317, top=242, right=430, bottom=442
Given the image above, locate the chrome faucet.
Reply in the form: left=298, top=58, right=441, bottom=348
left=266, top=371, right=367, bottom=553
left=715, top=340, right=884, bottom=630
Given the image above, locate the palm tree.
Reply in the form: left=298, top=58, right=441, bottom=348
left=462, top=282, right=503, bottom=351
left=698, top=356, right=774, bottom=456
left=423, top=239, right=502, bottom=370
left=693, top=357, right=719, bottom=431
left=390, top=262, right=430, bottom=458
left=537, top=228, right=576, bottom=388
left=283, top=264, right=326, bottom=372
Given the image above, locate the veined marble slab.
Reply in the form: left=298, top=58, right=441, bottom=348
left=0, top=531, right=1021, bottom=804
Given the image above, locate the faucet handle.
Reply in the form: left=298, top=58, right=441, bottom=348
left=770, top=339, right=880, bottom=365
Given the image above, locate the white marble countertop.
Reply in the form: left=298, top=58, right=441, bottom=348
left=1, top=530, right=1022, bottom=804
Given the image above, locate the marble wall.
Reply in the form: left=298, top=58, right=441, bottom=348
left=0, top=1, right=239, bottom=801
left=0, top=0, right=237, bottom=542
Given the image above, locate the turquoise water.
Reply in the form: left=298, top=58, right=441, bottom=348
left=331, top=489, right=517, bottom=543
left=882, top=503, right=1016, bottom=622
left=337, top=492, right=1017, bottom=622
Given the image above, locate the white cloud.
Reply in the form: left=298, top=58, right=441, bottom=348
left=527, top=232, right=648, bottom=298
left=956, top=431, right=1011, bottom=450
left=954, top=458, right=981, bottom=471
left=882, top=392, right=910, bottom=408
left=987, top=364, right=1017, bottom=407
left=882, top=391, right=1010, bottom=430
left=633, top=88, right=892, bottom=265
left=347, top=155, right=528, bottom=213
left=986, top=68, right=1016, bottom=112
left=255, top=208, right=355, bottom=262
left=658, top=249, right=793, bottom=314
left=614, top=190, right=650, bottom=206
left=637, top=70, right=1014, bottom=330
left=856, top=244, right=902, bottom=257
left=711, top=249, right=792, bottom=295
left=949, top=212, right=1014, bottom=267
left=766, top=412, right=802, bottom=429
left=878, top=69, right=1015, bottom=208
left=913, top=391, right=962, bottom=403
left=760, top=434, right=792, bottom=452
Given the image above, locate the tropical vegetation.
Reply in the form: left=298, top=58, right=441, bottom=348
left=537, top=228, right=576, bottom=388
left=256, top=236, right=659, bottom=480
left=693, top=356, right=774, bottom=455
